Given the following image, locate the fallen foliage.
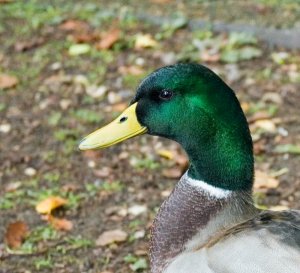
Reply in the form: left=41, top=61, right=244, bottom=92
left=4, top=221, right=29, bottom=249
left=0, top=74, right=18, bottom=89
left=36, top=196, right=68, bottom=215
left=96, top=229, right=128, bottom=246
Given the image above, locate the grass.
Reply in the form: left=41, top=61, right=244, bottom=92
left=72, top=109, right=102, bottom=124
left=131, top=157, right=161, bottom=170
left=16, top=225, right=58, bottom=255
left=0, top=190, right=27, bottom=210
left=1, top=1, right=300, bottom=272
left=34, top=256, right=53, bottom=270
left=54, top=129, right=79, bottom=142
left=124, top=254, right=148, bottom=271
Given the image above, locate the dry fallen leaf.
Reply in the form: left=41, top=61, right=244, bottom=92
left=72, top=32, right=99, bottom=43
left=253, top=119, right=276, bottom=133
left=253, top=139, right=267, bottom=155
left=48, top=216, right=73, bottom=231
left=36, top=196, right=68, bottom=215
left=241, top=102, right=250, bottom=113
left=59, top=20, right=100, bottom=44
left=5, top=221, right=29, bottom=249
left=83, top=150, right=101, bottom=160
left=96, top=28, right=120, bottom=50
left=0, top=0, right=13, bottom=4
left=254, top=170, right=280, bottom=190
left=5, top=181, right=22, bottom=192
left=128, top=205, right=147, bottom=216
left=200, top=51, right=221, bottom=63
left=248, top=111, right=271, bottom=123
left=111, top=102, right=128, bottom=112
left=59, top=19, right=90, bottom=32
left=96, top=229, right=128, bottom=246
left=118, top=65, right=145, bottom=76
left=0, top=74, right=18, bottom=89
left=135, top=34, right=157, bottom=49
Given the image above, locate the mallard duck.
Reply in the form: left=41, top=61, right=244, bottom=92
left=79, top=63, right=300, bottom=273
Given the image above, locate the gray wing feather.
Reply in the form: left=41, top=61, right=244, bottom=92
left=165, top=210, right=300, bottom=273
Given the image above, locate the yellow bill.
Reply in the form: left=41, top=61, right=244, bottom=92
left=78, top=102, right=147, bottom=150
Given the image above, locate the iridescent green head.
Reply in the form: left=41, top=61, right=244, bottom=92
left=80, top=63, right=254, bottom=191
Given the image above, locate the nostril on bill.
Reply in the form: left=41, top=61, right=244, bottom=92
left=119, top=116, right=128, bottom=123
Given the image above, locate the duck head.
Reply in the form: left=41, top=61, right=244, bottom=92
left=79, top=63, right=254, bottom=191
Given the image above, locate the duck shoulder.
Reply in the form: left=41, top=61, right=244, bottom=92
left=165, top=210, right=300, bottom=273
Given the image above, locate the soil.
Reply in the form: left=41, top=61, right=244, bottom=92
left=0, top=1, right=299, bottom=273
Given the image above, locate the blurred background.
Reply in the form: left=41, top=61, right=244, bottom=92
left=0, top=1, right=300, bottom=272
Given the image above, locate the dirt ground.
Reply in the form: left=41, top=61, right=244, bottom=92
left=0, top=1, right=300, bottom=272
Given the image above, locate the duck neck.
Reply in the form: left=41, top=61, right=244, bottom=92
left=150, top=173, right=256, bottom=273
left=184, top=121, right=254, bottom=191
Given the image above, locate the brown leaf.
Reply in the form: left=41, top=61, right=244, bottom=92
left=111, top=102, right=128, bottom=112
left=0, top=0, right=13, bottom=4
left=0, top=74, right=18, bottom=89
left=96, top=229, right=128, bottom=246
left=118, top=65, right=145, bottom=76
left=5, top=221, right=29, bottom=249
left=59, top=20, right=100, bottom=44
left=248, top=111, right=271, bottom=123
left=254, top=170, right=279, bottom=190
left=201, top=51, right=221, bottom=63
left=241, top=102, right=250, bottom=113
left=253, top=139, right=267, bottom=155
left=36, top=196, right=68, bottom=215
left=72, top=32, right=99, bottom=43
left=96, top=29, right=120, bottom=50
left=162, top=168, right=183, bottom=179
left=59, top=19, right=90, bottom=32
left=83, top=150, right=101, bottom=160
left=48, top=216, right=73, bottom=231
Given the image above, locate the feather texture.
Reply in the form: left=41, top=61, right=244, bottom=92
left=165, top=210, right=300, bottom=273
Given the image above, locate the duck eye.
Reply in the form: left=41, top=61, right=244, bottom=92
left=159, top=89, right=173, bottom=101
